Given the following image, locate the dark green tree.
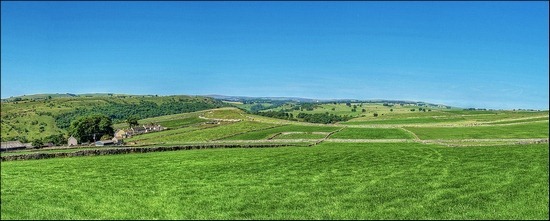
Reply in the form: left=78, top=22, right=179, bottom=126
left=126, top=115, right=140, bottom=128
left=69, top=114, right=114, bottom=143
left=43, top=134, right=66, bottom=146
left=32, top=139, right=44, bottom=149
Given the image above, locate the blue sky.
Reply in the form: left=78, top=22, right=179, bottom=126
left=1, top=1, right=548, bottom=110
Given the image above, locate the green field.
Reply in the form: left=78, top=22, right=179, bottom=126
left=2, top=96, right=549, bottom=219
left=405, top=122, right=549, bottom=140
left=345, top=110, right=549, bottom=125
left=329, top=128, right=415, bottom=139
left=340, top=116, right=467, bottom=125
left=1, top=143, right=547, bottom=219
left=223, top=125, right=341, bottom=140
left=124, top=121, right=276, bottom=145
left=272, top=133, right=328, bottom=140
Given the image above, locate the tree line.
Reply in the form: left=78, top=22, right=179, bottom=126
left=254, top=110, right=351, bottom=124
left=55, top=100, right=227, bottom=129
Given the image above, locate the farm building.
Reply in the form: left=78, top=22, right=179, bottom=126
left=130, top=126, right=147, bottom=135
left=124, top=124, right=165, bottom=137
left=68, top=136, right=78, bottom=146
left=0, top=141, right=27, bottom=151
left=95, top=140, right=115, bottom=146
left=111, top=137, right=121, bottom=145
left=114, top=129, right=129, bottom=139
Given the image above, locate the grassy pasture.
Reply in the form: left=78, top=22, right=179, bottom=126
left=152, top=117, right=209, bottom=129
left=456, top=111, right=549, bottom=122
left=223, top=125, right=341, bottom=140
left=1, top=143, right=547, bottom=219
left=113, top=110, right=207, bottom=129
left=263, top=102, right=451, bottom=120
left=329, top=128, right=415, bottom=139
left=272, top=133, right=328, bottom=140
left=486, top=117, right=549, bottom=125
left=124, top=126, right=208, bottom=143
left=130, top=121, right=276, bottom=144
left=203, top=108, right=247, bottom=120
left=340, top=116, right=467, bottom=125
left=405, top=121, right=549, bottom=140
left=344, top=110, right=548, bottom=125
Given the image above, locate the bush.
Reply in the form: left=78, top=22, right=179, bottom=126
left=32, top=139, right=44, bottom=149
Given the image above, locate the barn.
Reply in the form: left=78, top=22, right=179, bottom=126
left=68, top=136, right=78, bottom=146
left=95, top=140, right=115, bottom=146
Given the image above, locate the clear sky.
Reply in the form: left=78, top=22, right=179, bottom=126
left=1, top=1, right=548, bottom=110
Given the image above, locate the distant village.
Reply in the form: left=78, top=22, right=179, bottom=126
left=0, top=123, right=165, bottom=152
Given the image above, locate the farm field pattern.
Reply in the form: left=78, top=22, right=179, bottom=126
left=1, top=104, right=548, bottom=220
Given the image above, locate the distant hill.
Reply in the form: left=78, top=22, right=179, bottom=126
left=203, top=94, right=455, bottom=108
left=203, top=94, right=320, bottom=102
left=1, top=94, right=228, bottom=142
left=1, top=93, right=157, bottom=102
left=1, top=92, right=469, bottom=143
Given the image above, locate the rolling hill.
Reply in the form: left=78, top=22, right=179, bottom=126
left=0, top=94, right=228, bottom=142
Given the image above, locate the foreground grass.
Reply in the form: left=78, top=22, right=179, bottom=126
left=1, top=143, right=548, bottom=219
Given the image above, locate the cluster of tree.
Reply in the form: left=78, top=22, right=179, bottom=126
left=249, top=104, right=267, bottom=112
left=68, top=114, right=114, bottom=143
left=254, top=110, right=295, bottom=120
left=31, top=134, right=66, bottom=148
left=55, top=100, right=227, bottom=129
left=296, top=112, right=352, bottom=124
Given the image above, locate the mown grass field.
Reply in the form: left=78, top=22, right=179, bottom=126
left=329, top=128, right=415, bottom=139
left=345, top=110, right=548, bottom=126
left=124, top=121, right=276, bottom=145
left=223, top=125, right=341, bottom=140
left=1, top=142, right=548, bottom=219
left=405, top=121, right=549, bottom=140
left=272, top=133, right=328, bottom=139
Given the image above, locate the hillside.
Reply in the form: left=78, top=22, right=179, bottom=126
left=0, top=94, right=228, bottom=142
left=2, top=93, right=548, bottom=146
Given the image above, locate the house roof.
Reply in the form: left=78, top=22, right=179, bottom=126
left=1, top=141, right=25, bottom=149
left=132, top=126, right=146, bottom=132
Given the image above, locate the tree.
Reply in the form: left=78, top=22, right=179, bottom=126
left=390, top=109, right=393, bottom=112
left=43, top=134, right=66, bottom=146
left=373, top=113, right=378, bottom=117
left=126, top=115, right=140, bottom=128
left=362, top=109, right=366, bottom=112
left=69, top=114, right=114, bottom=143
left=32, top=139, right=44, bottom=149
